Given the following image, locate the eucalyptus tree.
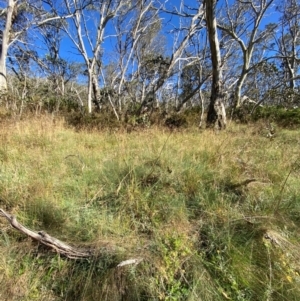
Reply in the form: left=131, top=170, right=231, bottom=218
left=0, top=0, right=73, bottom=94
left=131, top=13, right=168, bottom=110
left=241, top=52, right=279, bottom=105
left=59, top=0, right=134, bottom=115
left=6, top=45, right=35, bottom=110
left=176, top=32, right=211, bottom=113
left=275, top=0, right=300, bottom=91
left=0, top=0, right=36, bottom=93
left=205, top=0, right=227, bottom=129
left=164, top=2, right=213, bottom=113
left=37, top=20, right=78, bottom=98
left=217, top=0, right=277, bottom=108
left=110, top=0, right=163, bottom=112
left=157, top=1, right=229, bottom=128
left=134, top=2, right=205, bottom=115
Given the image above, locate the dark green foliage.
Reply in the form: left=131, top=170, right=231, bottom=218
left=232, top=103, right=257, bottom=123
left=234, top=105, right=300, bottom=128
left=65, top=105, right=204, bottom=130
left=65, top=111, right=122, bottom=130
left=252, top=106, right=300, bottom=127
left=140, top=54, right=170, bottom=81
left=165, top=114, right=188, bottom=129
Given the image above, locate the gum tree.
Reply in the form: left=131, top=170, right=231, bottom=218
left=60, top=0, right=135, bottom=115
left=0, top=0, right=73, bottom=94
left=217, top=0, right=276, bottom=108
left=136, top=2, right=205, bottom=115
left=205, top=0, right=227, bottom=129
left=276, top=0, right=300, bottom=91
left=0, top=0, right=16, bottom=93
left=112, top=0, right=161, bottom=112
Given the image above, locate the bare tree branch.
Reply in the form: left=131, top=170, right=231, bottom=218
left=0, top=208, right=91, bottom=259
left=0, top=208, right=143, bottom=267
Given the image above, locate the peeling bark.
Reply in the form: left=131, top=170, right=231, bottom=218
left=205, top=0, right=226, bottom=129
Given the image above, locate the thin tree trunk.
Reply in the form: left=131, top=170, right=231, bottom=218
left=233, top=48, right=253, bottom=108
left=205, top=0, right=226, bottom=130
left=87, top=73, right=93, bottom=113
left=0, top=0, right=16, bottom=93
left=137, top=4, right=205, bottom=115
left=198, top=89, right=205, bottom=128
left=287, top=57, right=295, bottom=90
left=100, top=68, right=120, bottom=120
left=233, top=70, right=247, bottom=108
left=92, top=71, right=101, bottom=110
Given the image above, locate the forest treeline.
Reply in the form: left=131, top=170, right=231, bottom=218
left=0, top=0, right=299, bottom=128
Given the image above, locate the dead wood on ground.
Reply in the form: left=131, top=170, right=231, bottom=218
left=0, top=208, right=142, bottom=266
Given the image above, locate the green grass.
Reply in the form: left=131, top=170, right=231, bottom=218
left=0, top=116, right=300, bottom=300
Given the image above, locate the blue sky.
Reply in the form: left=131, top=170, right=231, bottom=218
left=56, top=0, right=280, bottom=59
left=35, top=0, right=282, bottom=84
left=56, top=0, right=201, bottom=63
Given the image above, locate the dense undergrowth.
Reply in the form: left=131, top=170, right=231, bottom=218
left=0, top=115, right=300, bottom=300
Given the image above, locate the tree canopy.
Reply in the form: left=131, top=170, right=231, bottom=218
left=0, top=0, right=299, bottom=125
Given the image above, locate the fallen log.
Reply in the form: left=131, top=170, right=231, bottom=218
left=0, top=208, right=92, bottom=259
left=0, top=208, right=143, bottom=266
left=0, top=208, right=143, bottom=267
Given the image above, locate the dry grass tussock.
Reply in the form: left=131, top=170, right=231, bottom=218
left=0, top=116, right=300, bottom=300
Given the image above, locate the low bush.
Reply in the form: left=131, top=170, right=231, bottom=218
left=252, top=106, right=300, bottom=128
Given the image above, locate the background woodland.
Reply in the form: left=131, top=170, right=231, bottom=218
left=0, top=0, right=299, bottom=128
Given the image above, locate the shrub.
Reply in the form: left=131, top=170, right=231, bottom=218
left=252, top=106, right=300, bottom=128
left=165, top=114, right=188, bottom=129
left=65, top=111, right=122, bottom=130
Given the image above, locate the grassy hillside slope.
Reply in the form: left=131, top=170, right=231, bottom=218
left=0, top=116, right=300, bottom=300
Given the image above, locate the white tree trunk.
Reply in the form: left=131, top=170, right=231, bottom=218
left=234, top=48, right=253, bottom=107
left=87, top=72, right=93, bottom=114
left=205, top=0, right=226, bottom=129
left=218, top=0, right=275, bottom=109
left=138, top=4, right=205, bottom=115
left=0, top=0, right=16, bottom=93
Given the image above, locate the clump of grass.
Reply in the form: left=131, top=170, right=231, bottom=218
left=0, top=116, right=300, bottom=300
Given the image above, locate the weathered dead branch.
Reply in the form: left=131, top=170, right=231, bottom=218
left=228, top=178, right=257, bottom=189
left=0, top=208, right=143, bottom=268
left=0, top=208, right=92, bottom=259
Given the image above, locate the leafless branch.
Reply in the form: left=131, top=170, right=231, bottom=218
left=0, top=208, right=144, bottom=267
left=0, top=208, right=91, bottom=259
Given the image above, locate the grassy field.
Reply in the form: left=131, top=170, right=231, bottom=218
left=0, top=115, right=300, bottom=300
